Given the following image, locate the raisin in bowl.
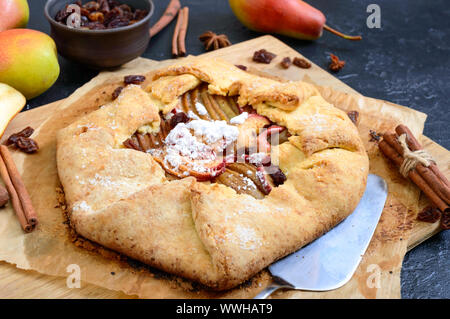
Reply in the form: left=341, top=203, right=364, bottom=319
left=44, top=0, right=154, bottom=69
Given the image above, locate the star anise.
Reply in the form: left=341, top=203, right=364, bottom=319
left=329, top=53, right=345, bottom=72
left=199, top=31, right=231, bottom=51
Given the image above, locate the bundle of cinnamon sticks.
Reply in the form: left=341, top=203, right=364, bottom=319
left=148, top=0, right=189, bottom=57
left=0, top=145, right=38, bottom=232
left=379, top=124, right=450, bottom=229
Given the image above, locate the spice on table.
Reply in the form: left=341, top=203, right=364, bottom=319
left=5, top=127, right=39, bottom=154
left=199, top=31, right=232, bottom=51
left=280, top=57, right=291, bottom=69
left=0, top=185, right=8, bottom=207
left=369, top=130, right=381, bottom=142
left=149, top=0, right=181, bottom=37
left=235, top=65, right=247, bottom=71
left=347, top=110, right=359, bottom=125
left=15, top=137, right=39, bottom=154
left=252, top=49, right=277, bottom=64
left=0, top=145, right=37, bottom=232
left=112, top=86, right=123, bottom=100
left=177, top=7, right=189, bottom=57
left=328, top=53, right=345, bottom=72
left=172, top=7, right=189, bottom=57
left=124, top=75, right=146, bottom=85
left=441, top=211, right=450, bottom=230
left=293, top=57, right=311, bottom=69
left=378, top=125, right=450, bottom=229
left=417, top=206, right=441, bottom=223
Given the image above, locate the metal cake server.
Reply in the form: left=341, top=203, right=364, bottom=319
left=255, top=174, right=388, bottom=299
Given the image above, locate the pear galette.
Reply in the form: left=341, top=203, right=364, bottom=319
left=56, top=57, right=369, bottom=290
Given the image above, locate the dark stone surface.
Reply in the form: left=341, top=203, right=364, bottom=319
left=23, top=0, right=449, bottom=298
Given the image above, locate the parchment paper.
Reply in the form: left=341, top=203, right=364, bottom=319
left=0, top=56, right=428, bottom=298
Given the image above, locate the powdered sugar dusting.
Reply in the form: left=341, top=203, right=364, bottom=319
left=230, top=112, right=248, bottom=125
left=72, top=201, right=91, bottom=212
left=229, top=224, right=262, bottom=250
left=195, top=102, right=208, bottom=115
left=155, top=119, right=239, bottom=173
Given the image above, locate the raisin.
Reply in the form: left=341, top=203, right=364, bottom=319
left=417, top=206, right=441, bottom=223
left=15, top=136, right=39, bottom=153
left=124, top=75, right=146, bottom=85
left=293, top=57, right=311, bottom=69
left=54, top=5, right=71, bottom=23
left=112, top=86, right=124, bottom=99
left=252, top=49, right=276, bottom=64
left=80, top=7, right=90, bottom=17
left=5, top=127, right=34, bottom=146
left=87, top=22, right=106, bottom=30
left=441, top=211, right=450, bottom=230
left=107, top=17, right=129, bottom=28
left=269, top=167, right=287, bottom=186
left=133, top=9, right=148, bottom=21
left=83, top=1, right=100, bottom=12
left=118, top=4, right=131, bottom=12
left=347, top=110, right=359, bottom=125
left=235, top=65, right=247, bottom=71
left=280, top=57, right=291, bottom=69
left=98, top=0, right=110, bottom=13
left=170, top=112, right=189, bottom=129
left=88, top=11, right=104, bottom=23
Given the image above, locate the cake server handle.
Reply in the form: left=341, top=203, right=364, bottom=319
left=254, top=278, right=294, bottom=299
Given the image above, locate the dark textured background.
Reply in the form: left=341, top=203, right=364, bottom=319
left=23, top=0, right=449, bottom=298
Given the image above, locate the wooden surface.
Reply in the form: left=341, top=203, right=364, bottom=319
left=0, top=36, right=448, bottom=298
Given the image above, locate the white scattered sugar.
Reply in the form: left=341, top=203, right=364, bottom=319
left=187, top=120, right=239, bottom=146
left=72, top=201, right=91, bottom=212
left=195, top=102, right=208, bottom=115
left=242, top=176, right=256, bottom=190
left=246, top=152, right=267, bottom=165
left=256, top=169, right=270, bottom=190
left=187, top=111, right=200, bottom=120
left=231, top=224, right=262, bottom=250
left=230, top=112, right=248, bottom=125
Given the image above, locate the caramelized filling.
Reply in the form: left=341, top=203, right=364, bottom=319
left=124, top=84, right=288, bottom=198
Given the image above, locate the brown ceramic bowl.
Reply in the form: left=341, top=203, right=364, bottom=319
left=44, top=0, right=153, bottom=69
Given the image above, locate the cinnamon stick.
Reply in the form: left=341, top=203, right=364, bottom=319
left=149, top=0, right=181, bottom=37
left=171, top=6, right=184, bottom=57
left=378, top=140, right=449, bottom=213
left=383, top=133, right=450, bottom=204
left=177, top=7, right=189, bottom=57
left=396, top=124, right=450, bottom=188
left=0, top=145, right=38, bottom=226
left=0, top=149, right=32, bottom=232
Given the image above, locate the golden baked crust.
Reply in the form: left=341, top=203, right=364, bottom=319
left=56, top=57, right=369, bottom=290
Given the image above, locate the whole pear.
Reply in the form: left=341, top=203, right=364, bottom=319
left=229, top=0, right=361, bottom=41
left=0, top=0, right=29, bottom=31
left=0, top=29, right=60, bottom=99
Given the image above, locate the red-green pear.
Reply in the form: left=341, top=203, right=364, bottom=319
left=0, top=29, right=60, bottom=99
left=229, top=0, right=361, bottom=41
left=0, top=0, right=29, bottom=31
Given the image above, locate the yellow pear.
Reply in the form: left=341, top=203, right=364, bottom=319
left=0, top=83, right=26, bottom=139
